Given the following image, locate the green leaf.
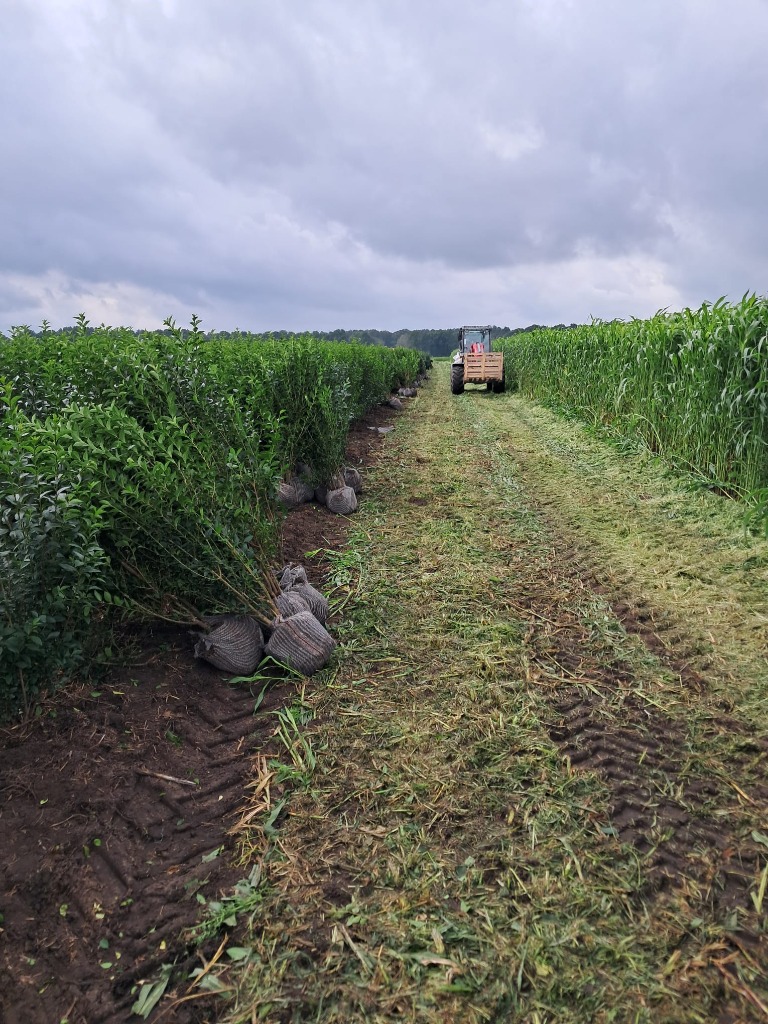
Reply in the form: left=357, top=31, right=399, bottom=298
left=197, top=973, right=228, bottom=992
left=131, top=969, right=171, bottom=1018
left=263, top=798, right=287, bottom=836
left=226, top=946, right=252, bottom=961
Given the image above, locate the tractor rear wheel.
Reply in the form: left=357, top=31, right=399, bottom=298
left=450, top=364, right=465, bottom=395
left=492, top=374, right=506, bottom=394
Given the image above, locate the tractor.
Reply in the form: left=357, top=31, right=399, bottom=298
left=450, top=326, right=505, bottom=395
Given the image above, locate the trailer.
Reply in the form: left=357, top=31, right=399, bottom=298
left=450, top=326, right=505, bottom=395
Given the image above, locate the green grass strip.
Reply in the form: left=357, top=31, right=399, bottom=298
left=217, top=366, right=766, bottom=1024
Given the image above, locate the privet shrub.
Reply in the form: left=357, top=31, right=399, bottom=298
left=0, top=325, right=425, bottom=484
left=16, top=402, right=283, bottom=621
left=0, top=323, right=427, bottom=718
left=0, top=414, right=110, bottom=718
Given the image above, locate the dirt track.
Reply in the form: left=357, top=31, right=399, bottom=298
left=210, top=363, right=766, bottom=1023
left=2, top=367, right=767, bottom=1023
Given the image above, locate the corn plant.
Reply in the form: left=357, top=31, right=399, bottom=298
left=498, top=295, right=768, bottom=521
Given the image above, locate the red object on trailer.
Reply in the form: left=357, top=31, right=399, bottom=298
left=451, top=326, right=505, bottom=395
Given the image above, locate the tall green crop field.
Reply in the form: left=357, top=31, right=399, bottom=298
left=499, top=295, right=768, bottom=512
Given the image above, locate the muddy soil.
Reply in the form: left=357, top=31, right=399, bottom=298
left=0, top=402, right=402, bottom=1024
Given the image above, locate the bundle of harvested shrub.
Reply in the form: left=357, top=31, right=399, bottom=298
left=266, top=564, right=335, bottom=674
left=194, top=615, right=264, bottom=674
left=326, top=486, right=358, bottom=515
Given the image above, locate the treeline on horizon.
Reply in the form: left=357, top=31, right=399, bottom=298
left=6, top=323, right=579, bottom=358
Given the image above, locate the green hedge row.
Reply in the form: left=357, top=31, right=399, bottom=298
left=0, top=324, right=427, bottom=719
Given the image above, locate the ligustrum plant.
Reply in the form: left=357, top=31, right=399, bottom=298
left=0, top=319, right=426, bottom=720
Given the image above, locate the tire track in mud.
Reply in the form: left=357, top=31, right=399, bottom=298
left=463, top=387, right=768, bottom=963
left=519, top=571, right=767, bottom=920
left=551, top=690, right=765, bottom=906
left=0, top=636, right=290, bottom=1024
left=556, top=562, right=768, bottom=918
left=527, top=527, right=767, bottom=917
left=519, top=542, right=768, bottom=914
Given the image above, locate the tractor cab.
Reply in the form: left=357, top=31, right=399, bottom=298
left=458, top=326, right=492, bottom=356
left=451, top=325, right=505, bottom=395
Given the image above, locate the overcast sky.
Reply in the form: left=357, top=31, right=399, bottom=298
left=2, top=0, right=767, bottom=333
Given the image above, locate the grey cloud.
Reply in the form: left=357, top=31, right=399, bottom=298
left=1, top=0, right=767, bottom=330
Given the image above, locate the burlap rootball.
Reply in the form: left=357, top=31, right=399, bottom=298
left=265, top=611, right=336, bottom=676
left=194, top=615, right=264, bottom=675
left=314, top=470, right=346, bottom=508
left=277, top=476, right=314, bottom=509
left=279, top=564, right=308, bottom=588
left=278, top=564, right=330, bottom=623
left=276, top=590, right=310, bottom=618
left=343, top=466, right=362, bottom=493
left=289, top=582, right=330, bottom=623
left=326, top=486, right=358, bottom=515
